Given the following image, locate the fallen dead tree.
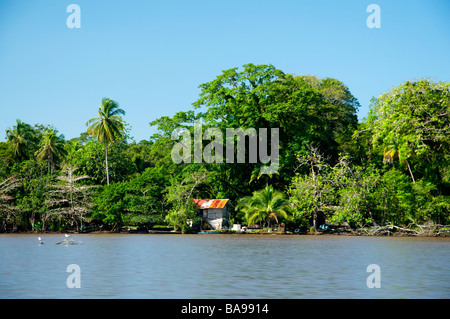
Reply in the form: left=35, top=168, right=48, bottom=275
left=415, top=223, right=450, bottom=237
left=364, top=224, right=450, bottom=237
left=369, top=225, right=419, bottom=236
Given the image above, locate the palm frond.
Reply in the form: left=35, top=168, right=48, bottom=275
left=237, top=185, right=292, bottom=225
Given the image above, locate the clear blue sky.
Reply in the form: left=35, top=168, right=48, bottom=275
left=1, top=0, right=449, bottom=142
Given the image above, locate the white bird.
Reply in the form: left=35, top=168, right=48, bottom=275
left=38, top=237, right=44, bottom=245
left=65, top=234, right=71, bottom=238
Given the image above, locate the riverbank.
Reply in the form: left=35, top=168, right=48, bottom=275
left=218, top=227, right=450, bottom=237
left=3, top=225, right=450, bottom=237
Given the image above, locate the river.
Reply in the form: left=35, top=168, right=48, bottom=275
left=0, top=233, right=449, bottom=299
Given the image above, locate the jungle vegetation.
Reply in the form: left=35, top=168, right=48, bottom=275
left=1, top=64, right=449, bottom=233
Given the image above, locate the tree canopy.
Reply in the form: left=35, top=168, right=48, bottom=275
left=0, top=65, right=448, bottom=233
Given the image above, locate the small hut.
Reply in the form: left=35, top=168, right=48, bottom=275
left=193, top=199, right=230, bottom=230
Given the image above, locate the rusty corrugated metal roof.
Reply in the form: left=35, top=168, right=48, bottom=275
left=193, top=199, right=229, bottom=209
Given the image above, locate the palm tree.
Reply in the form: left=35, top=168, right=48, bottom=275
left=382, top=143, right=416, bottom=183
left=63, top=140, right=80, bottom=166
left=249, top=164, right=278, bottom=187
left=85, top=98, right=126, bottom=185
left=5, top=120, right=36, bottom=161
left=35, top=128, right=67, bottom=173
left=237, top=185, right=291, bottom=228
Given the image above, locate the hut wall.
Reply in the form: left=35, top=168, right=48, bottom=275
left=203, top=207, right=228, bottom=230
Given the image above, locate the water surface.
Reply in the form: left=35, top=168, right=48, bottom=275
left=0, top=234, right=449, bottom=298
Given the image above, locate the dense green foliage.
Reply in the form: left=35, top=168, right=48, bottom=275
left=236, top=185, right=291, bottom=227
left=1, top=65, right=449, bottom=232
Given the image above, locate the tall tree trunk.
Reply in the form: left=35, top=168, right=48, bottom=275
left=405, top=159, right=415, bottom=184
left=368, top=209, right=377, bottom=227
left=105, top=140, right=110, bottom=185
left=47, top=149, right=52, bottom=174
left=13, top=214, right=18, bottom=232
left=72, top=208, right=79, bottom=231
left=31, top=211, right=35, bottom=232
left=70, top=171, right=78, bottom=231
left=313, top=209, right=317, bottom=230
